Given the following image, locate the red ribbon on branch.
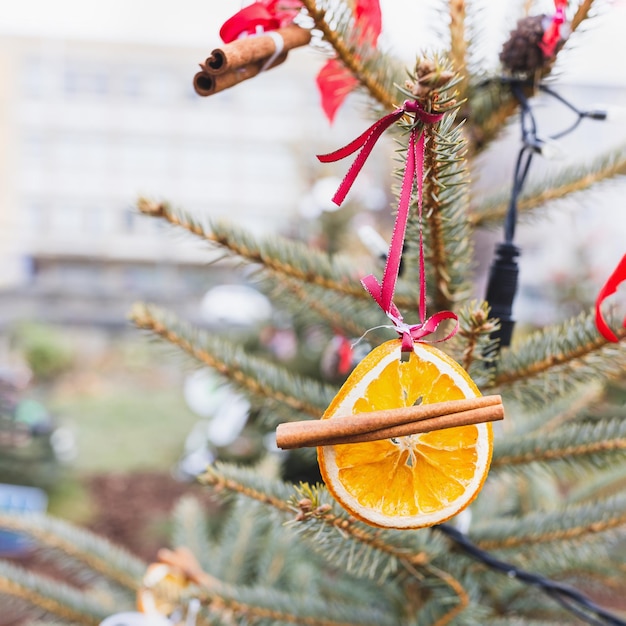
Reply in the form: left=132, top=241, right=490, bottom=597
left=539, top=0, right=568, bottom=58
left=318, top=101, right=457, bottom=353
left=595, top=253, right=626, bottom=343
left=220, top=1, right=302, bottom=43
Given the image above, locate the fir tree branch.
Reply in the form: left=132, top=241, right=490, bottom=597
left=447, top=300, right=499, bottom=386
left=137, top=200, right=426, bottom=308
left=567, top=464, right=626, bottom=504
left=0, top=514, right=144, bottom=591
left=0, top=561, right=114, bottom=625
left=470, top=493, right=626, bottom=551
left=199, top=582, right=397, bottom=626
left=199, top=464, right=438, bottom=580
left=490, top=310, right=626, bottom=399
left=570, top=0, right=596, bottom=32
left=130, top=302, right=335, bottom=420
left=299, top=0, right=397, bottom=111
left=492, top=416, right=626, bottom=470
left=470, top=147, right=626, bottom=228
left=279, top=277, right=372, bottom=339
left=448, top=0, right=468, bottom=99
left=200, top=465, right=472, bottom=625
left=425, top=563, right=470, bottom=626
left=170, top=496, right=216, bottom=576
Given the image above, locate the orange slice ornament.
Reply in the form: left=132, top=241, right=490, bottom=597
left=318, top=339, right=493, bottom=529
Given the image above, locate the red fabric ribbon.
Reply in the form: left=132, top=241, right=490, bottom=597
left=336, top=335, right=354, bottom=375
left=316, top=0, right=382, bottom=122
left=318, top=101, right=456, bottom=352
left=595, top=253, right=626, bottom=343
left=220, top=4, right=280, bottom=43
left=539, top=0, right=568, bottom=58
left=220, top=1, right=302, bottom=43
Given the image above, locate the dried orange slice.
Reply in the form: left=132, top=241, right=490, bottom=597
left=318, top=339, right=493, bottom=529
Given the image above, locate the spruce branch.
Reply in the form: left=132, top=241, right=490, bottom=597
left=500, top=383, right=604, bottom=437
left=0, top=561, right=115, bottom=625
left=0, top=514, right=144, bottom=591
left=277, top=277, right=378, bottom=339
left=470, top=493, right=626, bottom=551
left=170, top=496, right=216, bottom=576
left=130, top=302, right=335, bottom=421
left=299, top=0, right=398, bottom=111
left=448, top=0, right=468, bottom=100
left=199, top=464, right=444, bottom=583
left=470, top=147, right=626, bottom=228
left=423, top=563, right=470, bottom=626
left=567, top=464, right=626, bottom=504
left=492, top=416, right=626, bottom=471
left=197, top=581, right=398, bottom=626
left=194, top=471, right=409, bottom=626
left=447, top=300, right=500, bottom=386
left=137, top=199, right=425, bottom=308
left=490, top=310, right=626, bottom=401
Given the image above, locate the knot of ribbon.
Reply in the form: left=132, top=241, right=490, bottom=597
left=539, top=0, right=568, bottom=58
left=317, top=100, right=457, bottom=353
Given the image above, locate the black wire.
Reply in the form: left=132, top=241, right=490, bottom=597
left=539, top=83, right=587, bottom=139
left=436, top=523, right=626, bottom=626
left=504, top=146, right=534, bottom=243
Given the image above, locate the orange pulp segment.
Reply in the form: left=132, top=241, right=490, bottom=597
left=318, top=339, right=493, bottom=528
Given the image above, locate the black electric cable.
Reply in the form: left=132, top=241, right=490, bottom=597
left=436, top=523, right=626, bottom=626
left=484, top=80, right=608, bottom=350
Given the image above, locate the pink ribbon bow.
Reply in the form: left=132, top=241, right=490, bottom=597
left=318, top=101, right=457, bottom=353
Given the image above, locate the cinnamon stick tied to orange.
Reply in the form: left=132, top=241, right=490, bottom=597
left=193, top=25, right=311, bottom=97
left=276, top=395, right=504, bottom=449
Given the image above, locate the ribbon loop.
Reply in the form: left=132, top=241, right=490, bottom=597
left=319, top=100, right=458, bottom=351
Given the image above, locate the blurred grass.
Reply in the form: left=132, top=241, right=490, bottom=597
left=49, top=388, right=199, bottom=473
left=45, top=332, right=200, bottom=474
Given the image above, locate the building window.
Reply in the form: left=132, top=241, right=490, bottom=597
left=21, top=58, right=44, bottom=98
left=63, top=63, right=110, bottom=97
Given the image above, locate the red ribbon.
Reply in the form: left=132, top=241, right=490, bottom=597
left=317, top=101, right=456, bottom=352
left=220, top=3, right=281, bottom=43
left=336, top=335, right=354, bottom=375
left=595, top=253, right=626, bottom=343
left=539, top=0, right=568, bottom=58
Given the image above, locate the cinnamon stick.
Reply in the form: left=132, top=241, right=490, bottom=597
left=202, top=25, right=311, bottom=75
left=276, top=395, right=504, bottom=449
left=193, top=54, right=287, bottom=97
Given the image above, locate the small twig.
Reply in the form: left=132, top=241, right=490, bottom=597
left=276, top=395, right=503, bottom=449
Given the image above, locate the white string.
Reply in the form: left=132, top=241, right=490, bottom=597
left=350, top=324, right=396, bottom=350
left=261, top=31, right=285, bottom=71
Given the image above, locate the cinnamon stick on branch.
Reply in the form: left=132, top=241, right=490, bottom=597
left=194, top=54, right=287, bottom=97
left=276, top=395, right=504, bottom=449
left=201, top=25, right=312, bottom=75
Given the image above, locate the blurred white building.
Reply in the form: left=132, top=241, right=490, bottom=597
left=0, top=34, right=389, bottom=326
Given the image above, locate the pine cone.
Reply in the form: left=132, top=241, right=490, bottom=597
left=500, top=14, right=551, bottom=75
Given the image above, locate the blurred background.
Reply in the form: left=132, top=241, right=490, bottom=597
left=0, top=0, right=624, bottom=560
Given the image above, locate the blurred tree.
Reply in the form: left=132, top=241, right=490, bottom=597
left=1, top=1, right=626, bottom=625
